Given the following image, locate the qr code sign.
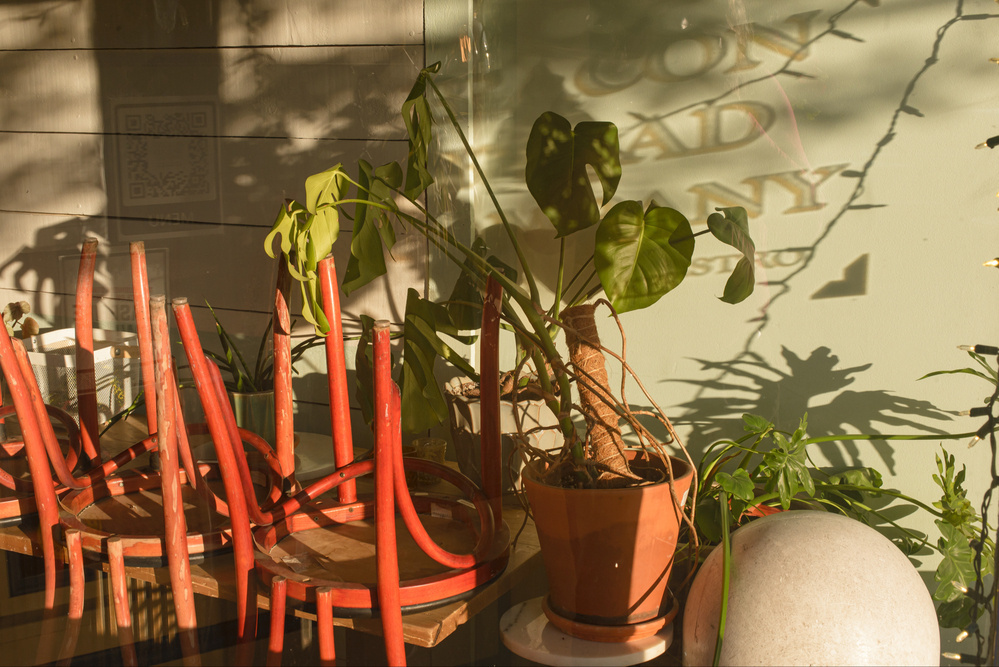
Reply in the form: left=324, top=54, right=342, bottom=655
left=115, top=102, right=218, bottom=207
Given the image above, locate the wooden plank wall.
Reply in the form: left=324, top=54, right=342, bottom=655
left=0, top=0, right=427, bottom=437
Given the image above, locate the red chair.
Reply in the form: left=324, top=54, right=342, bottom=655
left=170, top=255, right=511, bottom=666
left=0, top=239, right=253, bottom=666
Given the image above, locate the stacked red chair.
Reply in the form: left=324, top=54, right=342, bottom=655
left=170, top=255, right=511, bottom=666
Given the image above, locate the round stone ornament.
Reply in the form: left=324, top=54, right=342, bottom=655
left=682, top=510, right=939, bottom=666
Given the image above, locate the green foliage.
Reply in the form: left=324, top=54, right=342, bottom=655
left=266, top=63, right=757, bottom=435
left=445, top=237, right=518, bottom=332
left=929, top=447, right=992, bottom=629
left=696, top=413, right=990, bottom=631
left=594, top=202, right=693, bottom=313
left=204, top=302, right=323, bottom=393
left=354, top=291, right=477, bottom=433
left=759, top=415, right=815, bottom=509
left=525, top=113, right=621, bottom=238
left=341, top=160, right=402, bottom=296
left=264, top=164, right=352, bottom=333
left=706, top=207, right=757, bottom=304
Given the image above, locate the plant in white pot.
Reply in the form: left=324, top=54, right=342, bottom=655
left=265, top=63, right=757, bottom=639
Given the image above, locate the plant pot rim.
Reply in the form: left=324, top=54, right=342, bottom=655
left=228, top=388, right=276, bottom=397
left=522, top=451, right=693, bottom=492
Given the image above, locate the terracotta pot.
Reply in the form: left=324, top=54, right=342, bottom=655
left=524, top=451, right=693, bottom=635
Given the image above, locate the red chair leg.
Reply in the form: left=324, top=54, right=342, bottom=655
left=373, top=322, right=406, bottom=667
left=108, top=536, right=138, bottom=667
left=150, top=296, right=201, bottom=666
left=74, top=237, right=101, bottom=467
left=130, top=241, right=157, bottom=436
left=267, top=576, right=287, bottom=667
left=273, top=260, right=296, bottom=486
left=318, top=255, right=356, bottom=503
left=0, top=332, right=60, bottom=611
left=56, top=528, right=85, bottom=666
left=316, top=586, right=336, bottom=666
left=480, top=277, right=503, bottom=531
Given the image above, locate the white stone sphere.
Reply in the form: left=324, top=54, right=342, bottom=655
left=682, top=511, right=939, bottom=666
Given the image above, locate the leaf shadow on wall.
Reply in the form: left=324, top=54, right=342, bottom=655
left=662, top=345, right=955, bottom=474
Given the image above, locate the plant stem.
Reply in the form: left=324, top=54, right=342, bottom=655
left=713, top=490, right=731, bottom=667
left=553, top=238, right=566, bottom=317
left=425, top=77, right=542, bottom=307
left=566, top=269, right=598, bottom=309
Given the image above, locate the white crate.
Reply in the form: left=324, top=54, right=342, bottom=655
left=22, top=328, right=141, bottom=425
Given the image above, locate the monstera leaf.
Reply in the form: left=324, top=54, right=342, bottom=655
left=706, top=206, right=756, bottom=304
left=402, top=62, right=441, bottom=200
left=526, top=112, right=621, bottom=238
left=446, top=237, right=517, bottom=333
left=342, top=160, right=402, bottom=295
left=265, top=164, right=351, bottom=332
left=355, top=290, right=477, bottom=433
left=594, top=201, right=694, bottom=313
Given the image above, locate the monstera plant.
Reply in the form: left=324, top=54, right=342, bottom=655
left=265, top=62, right=755, bottom=481
left=264, top=60, right=759, bottom=639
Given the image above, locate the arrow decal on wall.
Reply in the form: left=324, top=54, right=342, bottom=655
left=812, top=254, right=868, bottom=299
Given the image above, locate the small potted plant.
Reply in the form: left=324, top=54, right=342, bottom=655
left=689, top=410, right=993, bottom=639
left=195, top=302, right=322, bottom=446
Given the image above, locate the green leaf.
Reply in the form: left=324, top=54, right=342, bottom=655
left=354, top=290, right=476, bottom=433
left=935, top=596, right=978, bottom=630
left=717, top=468, right=755, bottom=503
left=399, top=289, right=476, bottom=432
left=919, top=367, right=995, bottom=383
left=742, top=413, right=773, bottom=434
left=825, top=467, right=883, bottom=501
left=595, top=202, right=694, bottom=313
left=695, top=494, right=724, bottom=544
left=264, top=200, right=307, bottom=260
left=761, top=429, right=813, bottom=509
left=342, top=161, right=401, bottom=295
left=446, top=237, right=517, bottom=331
left=706, top=206, right=756, bottom=304
left=934, top=519, right=976, bottom=604
left=304, top=165, right=348, bottom=214
left=401, top=63, right=441, bottom=200
left=205, top=301, right=258, bottom=392
left=526, top=112, right=621, bottom=238
left=354, top=315, right=378, bottom=427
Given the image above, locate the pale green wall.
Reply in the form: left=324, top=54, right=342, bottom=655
left=424, top=0, right=999, bottom=654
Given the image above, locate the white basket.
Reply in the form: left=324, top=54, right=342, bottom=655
left=21, top=328, right=141, bottom=425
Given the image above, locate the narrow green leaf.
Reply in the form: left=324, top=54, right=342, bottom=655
left=354, top=315, right=377, bottom=427
left=401, top=63, right=441, bottom=200
left=342, top=161, right=401, bottom=295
